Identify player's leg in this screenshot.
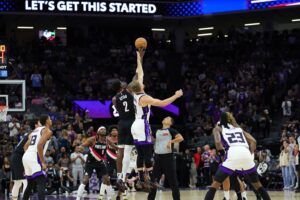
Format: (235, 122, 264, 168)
(232, 174, 243, 200)
(136, 145, 145, 182)
(122, 145, 134, 181)
(204, 166, 232, 200)
(35, 175, 46, 200)
(99, 163, 114, 200)
(222, 177, 230, 200)
(117, 146, 124, 180)
(245, 172, 271, 200)
(237, 177, 248, 200)
(12, 180, 23, 200)
(143, 145, 154, 181)
(22, 179, 35, 200)
(76, 165, 91, 200)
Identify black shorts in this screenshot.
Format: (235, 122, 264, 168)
(10, 153, 25, 180)
(107, 159, 117, 178)
(84, 161, 108, 179)
(118, 119, 134, 146)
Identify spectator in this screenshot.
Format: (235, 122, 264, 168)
(1, 156, 11, 196)
(8, 118, 20, 138)
(201, 145, 211, 186)
(193, 147, 202, 186)
(282, 96, 292, 117)
(70, 146, 85, 186)
(44, 71, 53, 93)
(288, 135, 297, 189)
(23, 109, 36, 121)
(30, 69, 43, 92)
(280, 140, 290, 190)
(57, 153, 71, 179)
(45, 150, 54, 166)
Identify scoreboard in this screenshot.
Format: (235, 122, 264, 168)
(0, 44, 8, 78)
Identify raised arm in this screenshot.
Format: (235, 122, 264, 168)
(37, 128, 52, 170)
(139, 89, 183, 107)
(243, 130, 257, 154)
(80, 137, 95, 148)
(23, 133, 32, 151)
(135, 50, 144, 84)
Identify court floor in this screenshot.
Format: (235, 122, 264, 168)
(27, 190, 300, 200)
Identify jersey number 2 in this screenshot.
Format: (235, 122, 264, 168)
(226, 132, 245, 144)
(123, 101, 129, 112)
(30, 135, 37, 145)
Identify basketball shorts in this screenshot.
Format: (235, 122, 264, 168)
(22, 151, 46, 179)
(84, 160, 108, 179)
(220, 146, 256, 175)
(131, 119, 153, 145)
(118, 119, 135, 147)
(11, 153, 25, 180)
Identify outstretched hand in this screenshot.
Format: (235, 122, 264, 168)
(175, 89, 183, 98)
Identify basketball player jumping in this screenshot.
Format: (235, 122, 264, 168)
(76, 126, 116, 200)
(204, 112, 271, 200)
(128, 51, 183, 189)
(22, 114, 53, 200)
(10, 119, 41, 200)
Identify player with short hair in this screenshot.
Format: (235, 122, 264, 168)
(128, 51, 183, 189)
(22, 114, 53, 200)
(204, 112, 271, 200)
(10, 119, 41, 200)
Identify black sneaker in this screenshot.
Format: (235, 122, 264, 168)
(116, 179, 127, 193)
(116, 196, 121, 200)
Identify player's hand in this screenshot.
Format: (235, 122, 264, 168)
(175, 89, 183, 98)
(136, 50, 145, 62)
(167, 141, 172, 149)
(42, 162, 47, 171)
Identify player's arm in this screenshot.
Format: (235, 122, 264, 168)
(139, 89, 183, 107)
(80, 137, 95, 148)
(243, 130, 257, 154)
(135, 50, 144, 84)
(37, 128, 52, 170)
(23, 133, 32, 151)
(107, 138, 118, 150)
(213, 125, 223, 151)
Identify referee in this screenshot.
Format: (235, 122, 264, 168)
(148, 116, 184, 200)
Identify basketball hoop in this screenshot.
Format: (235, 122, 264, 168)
(0, 106, 8, 122)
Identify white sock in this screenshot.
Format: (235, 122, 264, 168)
(22, 179, 28, 194)
(224, 191, 230, 200)
(242, 191, 247, 199)
(117, 173, 123, 180)
(122, 145, 133, 182)
(76, 183, 86, 200)
(100, 183, 108, 195)
(12, 180, 23, 200)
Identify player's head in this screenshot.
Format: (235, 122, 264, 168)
(220, 112, 237, 128)
(162, 116, 174, 127)
(109, 126, 118, 135)
(97, 126, 107, 136)
(40, 114, 52, 127)
(128, 80, 144, 93)
(29, 118, 41, 130)
(111, 79, 123, 93)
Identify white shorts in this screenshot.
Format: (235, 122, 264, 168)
(22, 151, 46, 179)
(220, 146, 256, 175)
(131, 119, 152, 145)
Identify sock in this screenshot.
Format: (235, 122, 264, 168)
(22, 180, 28, 194)
(236, 192, 242, 200)
(100, 183, 108, 195)
(138, 171, 145, 182)
(76, 184, 86, 200)
(257, 187, 271, 200)
(12, 180, 23, 199)
(205, 187, 217, 200)
(242, 191, 247, 199)
(117, 173, 123, 181)
(224, 191, 230, 200)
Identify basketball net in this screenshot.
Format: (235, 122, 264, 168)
(0, 105, 8, 122)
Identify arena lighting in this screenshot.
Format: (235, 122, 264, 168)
(57, 27, 67, 30)
(198, 27, 214, 31)
(244, 22, 261, 26)
(166, 40, 171, 43)
(151, 28, 166, 32)
(251, 0, 275, 3)
(197, 33, 213, 37)
(224, 34, 228, 38)
(291, 19, 300, 22)
(17, 26, 34, 29)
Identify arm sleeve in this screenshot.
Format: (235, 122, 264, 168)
(168, 128, 179, 139)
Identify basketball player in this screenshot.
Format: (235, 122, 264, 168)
(148, 116, 184, 200)
(112, 49, 146, 197)
(22, 114, 53, 200)
(204, 112, 271, 200)
(128, 51, 183, 189)
(76, 126, 114, 200)
(10, 119, 41, 200)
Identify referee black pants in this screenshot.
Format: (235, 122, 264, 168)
(148, 153, 180, 200)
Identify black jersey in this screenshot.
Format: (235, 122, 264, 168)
(14, 133, 29, 155)
(115, 89, 135, 120)
(106, 143, 117, 162)
(87, 136, 107, 162)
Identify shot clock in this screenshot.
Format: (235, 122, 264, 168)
(0, 44, 8, 78)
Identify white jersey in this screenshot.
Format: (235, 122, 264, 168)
(220, 124, 249, 150)
(133, 93, 151, 121)
(26, 126, 50, 155)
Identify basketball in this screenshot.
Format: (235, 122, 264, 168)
(135, 37, 147, 49)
